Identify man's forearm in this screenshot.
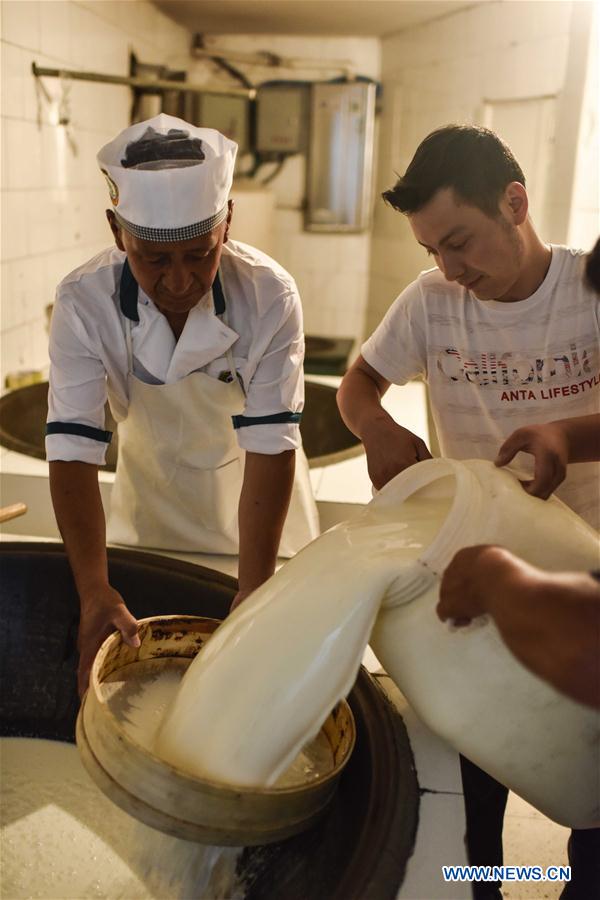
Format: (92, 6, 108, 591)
(487, 566, 600, 709)
(49, 461, 109, 596)
(237, 449, 295, 595)
(338, 357, 431, 488)
(50, 461, 139, 695)
(337, 359, 393, 441)
(556, 414, 600, 464)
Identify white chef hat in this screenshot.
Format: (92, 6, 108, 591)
(97, 114, 238, 242)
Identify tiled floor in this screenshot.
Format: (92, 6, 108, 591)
(503, 794, 570, 899)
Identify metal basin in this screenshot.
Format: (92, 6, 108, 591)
(305, 336, 336, 353)
(0, 380, 362, 469)
(304, 335, 355, 376)
(0, 543, 417, 899)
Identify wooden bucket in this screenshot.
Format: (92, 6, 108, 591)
(76, 615, 356, 846)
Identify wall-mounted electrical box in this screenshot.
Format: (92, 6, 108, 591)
(256, 83, 310, 156)
(199, 93, 250, 154)
(305, 81, 376, 233)
(162, 91, 250, 155)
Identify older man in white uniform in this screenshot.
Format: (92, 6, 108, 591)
(46, 115, 319, 693)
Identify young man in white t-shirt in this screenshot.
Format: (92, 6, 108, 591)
(337, 125, 599, 900)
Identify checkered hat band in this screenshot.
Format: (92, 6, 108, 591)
(114, 205, 228, 242)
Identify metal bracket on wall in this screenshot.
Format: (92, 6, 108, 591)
(31, 62, 255, 100)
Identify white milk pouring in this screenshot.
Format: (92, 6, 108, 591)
(155, 459, 599, 828)
(155, 495, 447, 785)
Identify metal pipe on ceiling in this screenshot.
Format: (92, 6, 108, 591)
(192, 40, 355, 79)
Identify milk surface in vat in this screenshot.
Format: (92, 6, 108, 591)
(155, 459, 599, 830)
(0, 736, 243, 899)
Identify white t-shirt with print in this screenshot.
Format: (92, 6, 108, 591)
(362, 245, 600, 529)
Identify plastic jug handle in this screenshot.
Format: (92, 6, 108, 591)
(381, 562, 438, 609)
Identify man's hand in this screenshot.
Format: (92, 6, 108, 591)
(77, 585, 140, 697)
(495, 422, 569, 499)
(362, 418, 432, 490)
(437, 545, 509, 625)
(438, 546, 600, 708)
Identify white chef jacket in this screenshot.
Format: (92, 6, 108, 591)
(46, 240, 306, 465)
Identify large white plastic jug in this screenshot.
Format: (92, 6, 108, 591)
(156, 457, 598, 830)
(370, 458, 600, 829)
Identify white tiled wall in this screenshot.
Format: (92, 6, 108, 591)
(2, 3, 595, 384)
(188, 34, 381, 344)
(567, 1, 600, 249)
(0, 0, 190, 389)
(364, 0, 598, 338)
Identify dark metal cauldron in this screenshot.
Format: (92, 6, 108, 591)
(0, 380, 362, 470)
(0, 543, 418, 900)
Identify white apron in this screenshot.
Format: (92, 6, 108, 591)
(107, 266, 320, 557)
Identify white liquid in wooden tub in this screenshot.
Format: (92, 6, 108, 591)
(100, 657, 335, 788)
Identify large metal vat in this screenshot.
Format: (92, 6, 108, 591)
(0, 380, 362, 470)
(0, 543, 418, 899)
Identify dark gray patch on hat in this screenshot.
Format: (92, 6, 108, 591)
(121, 126, 206, 169)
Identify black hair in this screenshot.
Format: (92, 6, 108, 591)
(584, 238, 600, 292)
(121, 126, 205, 168)
(382, 124, 526, 218)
